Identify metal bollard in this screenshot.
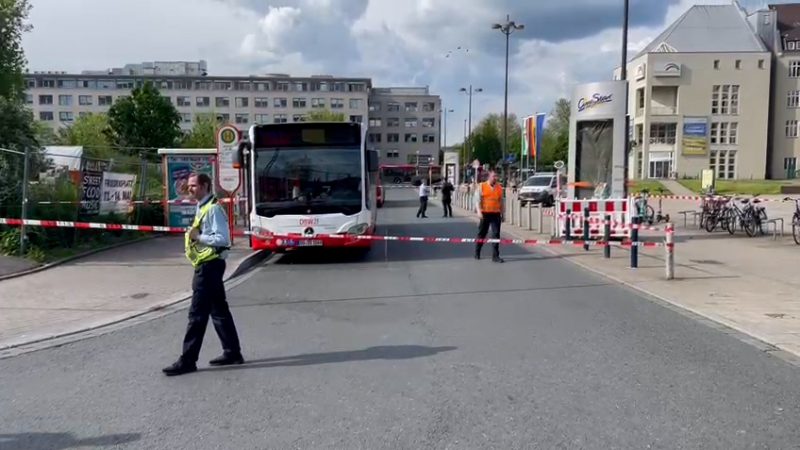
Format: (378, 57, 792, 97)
(583, 207, 590, 251)
(539, 205, 544, 234)
(516, 197, 522, 227)
(631, 216, 640, 268)
(527, 203, 533, 231)
(665, 223, 674, 280)
(603, 214, 611, 259)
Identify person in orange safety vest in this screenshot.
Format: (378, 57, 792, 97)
(473, 170, 505, 263)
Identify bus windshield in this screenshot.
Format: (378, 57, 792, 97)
(254, 146, 362, 217)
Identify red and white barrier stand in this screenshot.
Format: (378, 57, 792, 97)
(665, 223, 675, 280)
(556, 198, 632, 239)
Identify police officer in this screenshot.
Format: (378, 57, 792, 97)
(163, 173, 244, 376)
(474, 170, 504, 263)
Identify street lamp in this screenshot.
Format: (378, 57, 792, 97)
(441, 107, 454, 149)
(493, 14, 524, 183)
(459, 85, 483, 162)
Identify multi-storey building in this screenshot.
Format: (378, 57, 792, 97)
(617, 4, 771, 180)
(752, 3, 800, 179)
(366, 87, 441, 165)
(23, 61, 370, 133)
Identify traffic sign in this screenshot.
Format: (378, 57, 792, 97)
(217, 125, 241, 194)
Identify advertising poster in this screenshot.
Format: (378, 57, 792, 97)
(99, 172, 137, 215)
(80, 159, 110, 216)
(166, 155, 215, 227)
(682, 116, 709, 156)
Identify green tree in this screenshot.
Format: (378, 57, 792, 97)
(181, 113, 219, 148)
(32, 121, 58, 146)
(0, 97, 44, 217)
(539, 98, 570, 166)
(107, 82, 181, 154)
(306, 109, 346, 122)
(0, 0, 32, 100)
(57, 113, 114, 159)
(469, 116, 502, 166)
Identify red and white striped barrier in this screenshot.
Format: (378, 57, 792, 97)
(645, 195, 782, 202)
(0, 218, 186, 233)
(27, 198, 243, 206)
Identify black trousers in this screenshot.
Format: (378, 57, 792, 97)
(181, 258, 241, 363)
(442, 199, 453, 217)
(417, 196, 428, 217)
(476, 213, 502, 258)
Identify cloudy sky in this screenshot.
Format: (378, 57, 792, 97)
(22, 0, 788, 144)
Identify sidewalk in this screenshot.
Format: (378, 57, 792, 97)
(0, 235, 264, 354)
(444, 195, 800, 361)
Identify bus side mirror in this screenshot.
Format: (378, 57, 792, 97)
(367, 149, 379, 172)
(235, 141, 251, 169)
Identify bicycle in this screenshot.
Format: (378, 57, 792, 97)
(724, 196, 761, 237)
(785, 197, 800, 245)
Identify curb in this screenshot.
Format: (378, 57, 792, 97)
(0, 234, 160, 282)
(0, 249, 272, 358)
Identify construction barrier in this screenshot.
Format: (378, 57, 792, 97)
(556, 198, 632, 239)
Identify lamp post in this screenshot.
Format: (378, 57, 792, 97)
(493, 14, 524, 184)
(459, 85, 482, 162)
(442, 107, 454, 149)
(621, 0, 630, 198)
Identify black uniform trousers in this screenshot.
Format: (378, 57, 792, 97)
(181, 258, 241, 363)
(442, 196, 453, 217)
(475, 212, 502, 259)
(417, 196, 428, 217)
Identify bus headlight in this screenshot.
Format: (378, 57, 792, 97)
(251, 226, 274, 240)
(347, 223, 369, 235)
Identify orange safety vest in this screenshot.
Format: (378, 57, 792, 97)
(479, 182, 503, 213)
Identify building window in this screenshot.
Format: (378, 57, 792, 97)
(216, 97, 230, 108)
(790, 61, 800, 77)
(254, 98, 269, 108)
(274, 98, 287, 108)
(59, 111, 74, 122)
(711, 85, 739, 115)
(78, 95, 93, 106)
(758, 59, 765, 69)
(293, 98, 307, 108)
(710, 150, 737, 180)
(349, 115, 363, 123)
(212, 81, 231, 91)
(368, 118, 382, 127)
(273, 114, 288, 123)
(785, 157, 798, 173)
(368, 133, 382, 143)
(649, 123, 676, 145)
(39, 95, 53, 105)
(788, 90, 800, 108)
(422, 134, 436, 143)
(57, 79, 76, 89)
(404, 102, 418, 112)
(790, 41, 797, 51)
(422, 102, 436, 112)
(218, 113, 230, 122)
(787, 120, 799, 138)
(58, 95, 72, 106)
(254, 114, 269, 123)
(422, 118, 436, 128)
(254, 82, 269, 92)
(311, 98, 325, 108)
(387, 102, 400, 112)
(177, 96, 191, 107)
(293, 114, 306, 122)
(350, 99, 363, 109)
(24, 93, 32, 104)
(386, 118, 400, 127)
(405, 118, 418, 128)
(713, 60, 720, 70)
(404, 133, 417, 143)
(181, 113, 192, 123)
(98, 95, 113, 106)
(196, 97, 210, 107)
(387, 133, 399, 143)
(331, 98, 345, 109)
(386, 150, 400, 158)
(39, 111, 53, 121)
(711, 122, 738, 144)
(369, 102, 381, 112)
(735, 60, 741, 70)
(235, 97, 249, 108)
(235, 113, 249, 124)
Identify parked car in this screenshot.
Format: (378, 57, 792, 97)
(517, 172, 566, 207)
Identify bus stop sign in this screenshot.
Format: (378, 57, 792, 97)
(217, 125, 241, 194)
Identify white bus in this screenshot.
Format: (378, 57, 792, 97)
(235, 121, 380, 252)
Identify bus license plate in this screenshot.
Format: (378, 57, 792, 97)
(298, 239, 323, 247)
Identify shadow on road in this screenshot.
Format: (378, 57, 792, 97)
(0, 432, 141, 449)
(205, 345, 457, 372)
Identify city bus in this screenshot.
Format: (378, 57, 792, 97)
(235, 121, 380, 252)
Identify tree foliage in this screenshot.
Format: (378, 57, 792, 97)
(181, 113, 219, 148)
(539, 98, 570, 166)
(57, 113, 114, 159)
(306, 109, 346, 122)
(0, 0, 31, 100)
(107, 82, 182, 154)
(467, 113, 522, 167)
(0, 97, 44, 215)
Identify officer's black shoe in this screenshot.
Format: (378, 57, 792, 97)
(492, 257, 505, 263)
(209, 353, 245, 366)
(474, 253, 481, 260)
(162, 360, 197, 376)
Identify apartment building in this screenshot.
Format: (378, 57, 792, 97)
(618, 4, 771, 180)
(23, 61, 370, 133)
(752, 4, 800, 179)
(366, 87, 442, 165)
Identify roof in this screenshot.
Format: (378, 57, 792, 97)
(770, 3, 800, 42)
(634, 4, 767, 59)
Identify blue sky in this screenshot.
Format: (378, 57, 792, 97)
(22, 0, 790, 145)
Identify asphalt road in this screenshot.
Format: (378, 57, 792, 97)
(2, 189, 800, 449)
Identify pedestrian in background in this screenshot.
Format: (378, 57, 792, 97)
(163, 173, 244, 376)
(474, 170, 504, 263)
(417, 178, 430, 218)
(441, 179, 454, 218)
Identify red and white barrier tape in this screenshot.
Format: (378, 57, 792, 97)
(27, 198, 244, 206)
(644, 195, 781, 202)
(0, 218, 186, 233)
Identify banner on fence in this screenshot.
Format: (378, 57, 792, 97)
(99, 172, 137, 215)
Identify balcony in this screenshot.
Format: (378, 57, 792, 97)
(650, 106, 677, 115)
